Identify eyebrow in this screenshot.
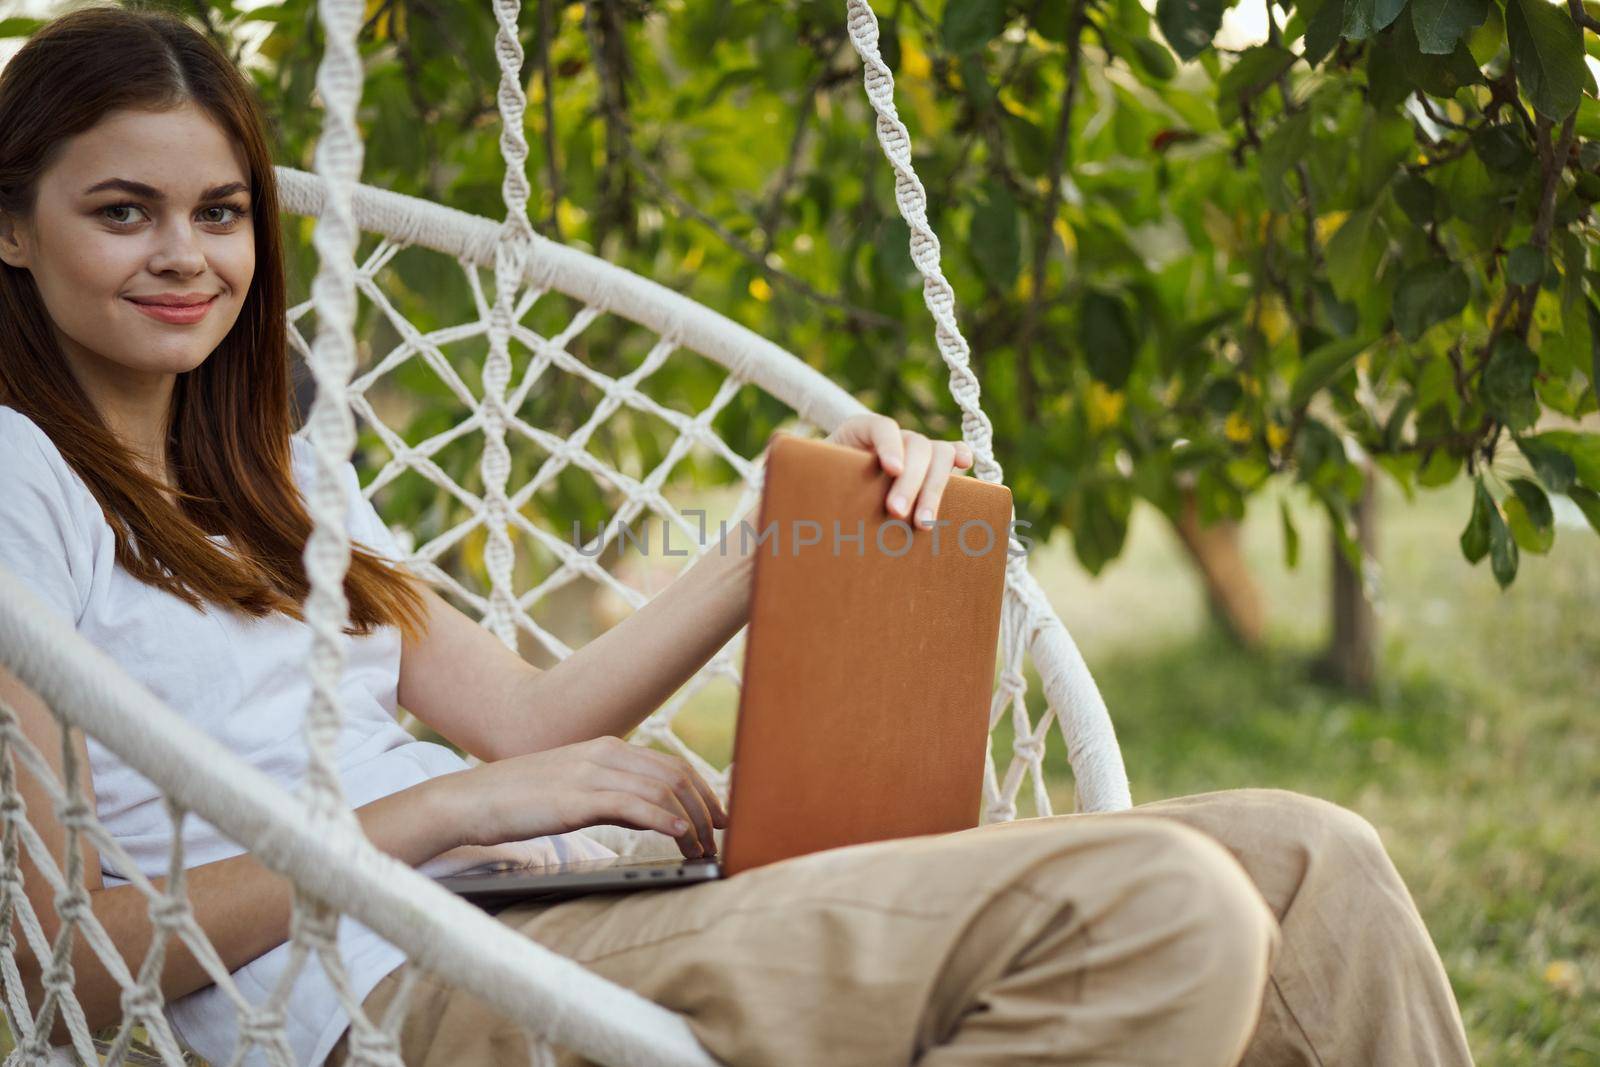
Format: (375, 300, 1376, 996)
(81, 178, 250, 201)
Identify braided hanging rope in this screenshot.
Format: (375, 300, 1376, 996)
(842, 0, 1130, 813)
(265, 0, 412, 1059)
(843, 3, 1000, 488)
(299, 0, 365, 831)
(479, 0, 537, 650)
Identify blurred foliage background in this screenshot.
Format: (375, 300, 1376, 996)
(3, 0, 1597, 1060)
(257, 0, 1598, 691)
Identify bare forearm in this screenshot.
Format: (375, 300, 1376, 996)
(508, 517, 757, 755)
(20, 775, 463, 1041)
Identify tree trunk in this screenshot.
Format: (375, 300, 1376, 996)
(1322, 463, 1379, 693)
(1170, 487, 1266, 649)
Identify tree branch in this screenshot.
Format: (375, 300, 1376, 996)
(1014, 0, 1090, 424)
(582, 0, 638, 249)
(538, 0, 563, 240)
(1565, 0, 1600, 33)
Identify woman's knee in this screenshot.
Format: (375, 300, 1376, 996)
(1037, 820, 1277, 1062)
(1233, 788, 1393, 876)
(1156, 788, 1391, 869)
(1036, 819, 1277, 992)
(1149, 821, 1278, 980)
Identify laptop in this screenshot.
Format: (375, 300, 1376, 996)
(434, 431, 1013, 907)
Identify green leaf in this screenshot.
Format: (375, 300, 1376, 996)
(942, 0, 1007, 52)
(1365, 112, 1416, 202)
(968, 186, 1021, 290)
(1394, 172, 1440, 226)
(1517, 434, 1578, 492)
(877, 217, 918, 287)
(1156, 0, 1231, 61)
(1472, 124, 1534, 173)
(1419, 448, 1463, 486)
(1305, 0, 1346, 64)
(1393, 261, 1471, 341)
(1460, 476, 1494, 562)
(1080, 290, 1140, 389)
(1411, 0, 1489, 54)
(1531, 430, 1600, 489)
(1344, 0, 1409, 40)
(1367, 25, 1418, 110)
(0, 17, 47, 37)
(1506, 245, 1545, 286)
(1505, 0, 1592, 120)
(1070, 482, 1133, 574)
(1384, 393, 1417, 450)
(1325, 204, 1387, 302)
(1377, 452, 1420, 499)
(1317, 278, 1362, 336)
(1488, 492, 1519, 586)
(1005, 113, 1052, 177)
(1130, 37, 1179, 81)
(1374, 9, 1486, 100)
(1568, 485, 1600, 534)
(1260, 111, 1313, 213)
(1467, 0, 1505, 64)
(1280, 498, 1301, 569)
(1217, 44, 1298, 125)
(1413, 40, 1488, 96)
(959, 52, 996, 109)
(1587, 296, 1600, 400)
(1504, 477, 1555, 553)
(1482, 335, 1541, 430)
(879, 18, 902, 72)
(1034, 3, 1073, 42)
(1291, 335, 1373, 408)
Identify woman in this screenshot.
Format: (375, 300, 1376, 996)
(0, 7, 1475, 1067)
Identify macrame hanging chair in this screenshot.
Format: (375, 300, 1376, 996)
(0, 0, 1131, 1063)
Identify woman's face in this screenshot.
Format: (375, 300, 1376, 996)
(0, 102, 255, 398)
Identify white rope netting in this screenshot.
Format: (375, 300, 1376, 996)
(0, 0, 1129, 1063)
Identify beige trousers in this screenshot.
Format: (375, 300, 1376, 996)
(324, 789, 1474, 1066)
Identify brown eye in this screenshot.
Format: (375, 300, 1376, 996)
(203, 204, 249, 226)
(102, 203, 144, 226)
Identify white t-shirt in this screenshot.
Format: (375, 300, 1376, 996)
(0, 406, 615, 1067)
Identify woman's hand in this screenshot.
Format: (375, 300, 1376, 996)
(439, 735, 727, 859)
(825, 414, 974, 529)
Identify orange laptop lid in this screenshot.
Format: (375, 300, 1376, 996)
(719, 432, 1013, 875)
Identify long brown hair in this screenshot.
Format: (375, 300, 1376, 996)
(0, 5, 424, 637)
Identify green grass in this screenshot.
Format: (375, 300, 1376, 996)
(1008, 476, 1600, 1066)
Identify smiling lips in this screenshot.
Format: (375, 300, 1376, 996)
(125, 293, 218, 324)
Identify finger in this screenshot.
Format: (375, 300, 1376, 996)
(953, 440, 974, 469)
(614, 776, 706, 857)
(633, 748, 723, 857)
(871, 415, 904, 475)
(887, 432, 933, 522)
(588, 790, 695, 843)
(675, 757, 729, 830)
(627, 742, 729, 831)
(913, 443, 958, 529)
(599, 745, 717, 856)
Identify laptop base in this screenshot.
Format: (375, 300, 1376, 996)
(438, 855, 723, 908)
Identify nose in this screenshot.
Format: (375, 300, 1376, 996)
(147, 218, 210, 278)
